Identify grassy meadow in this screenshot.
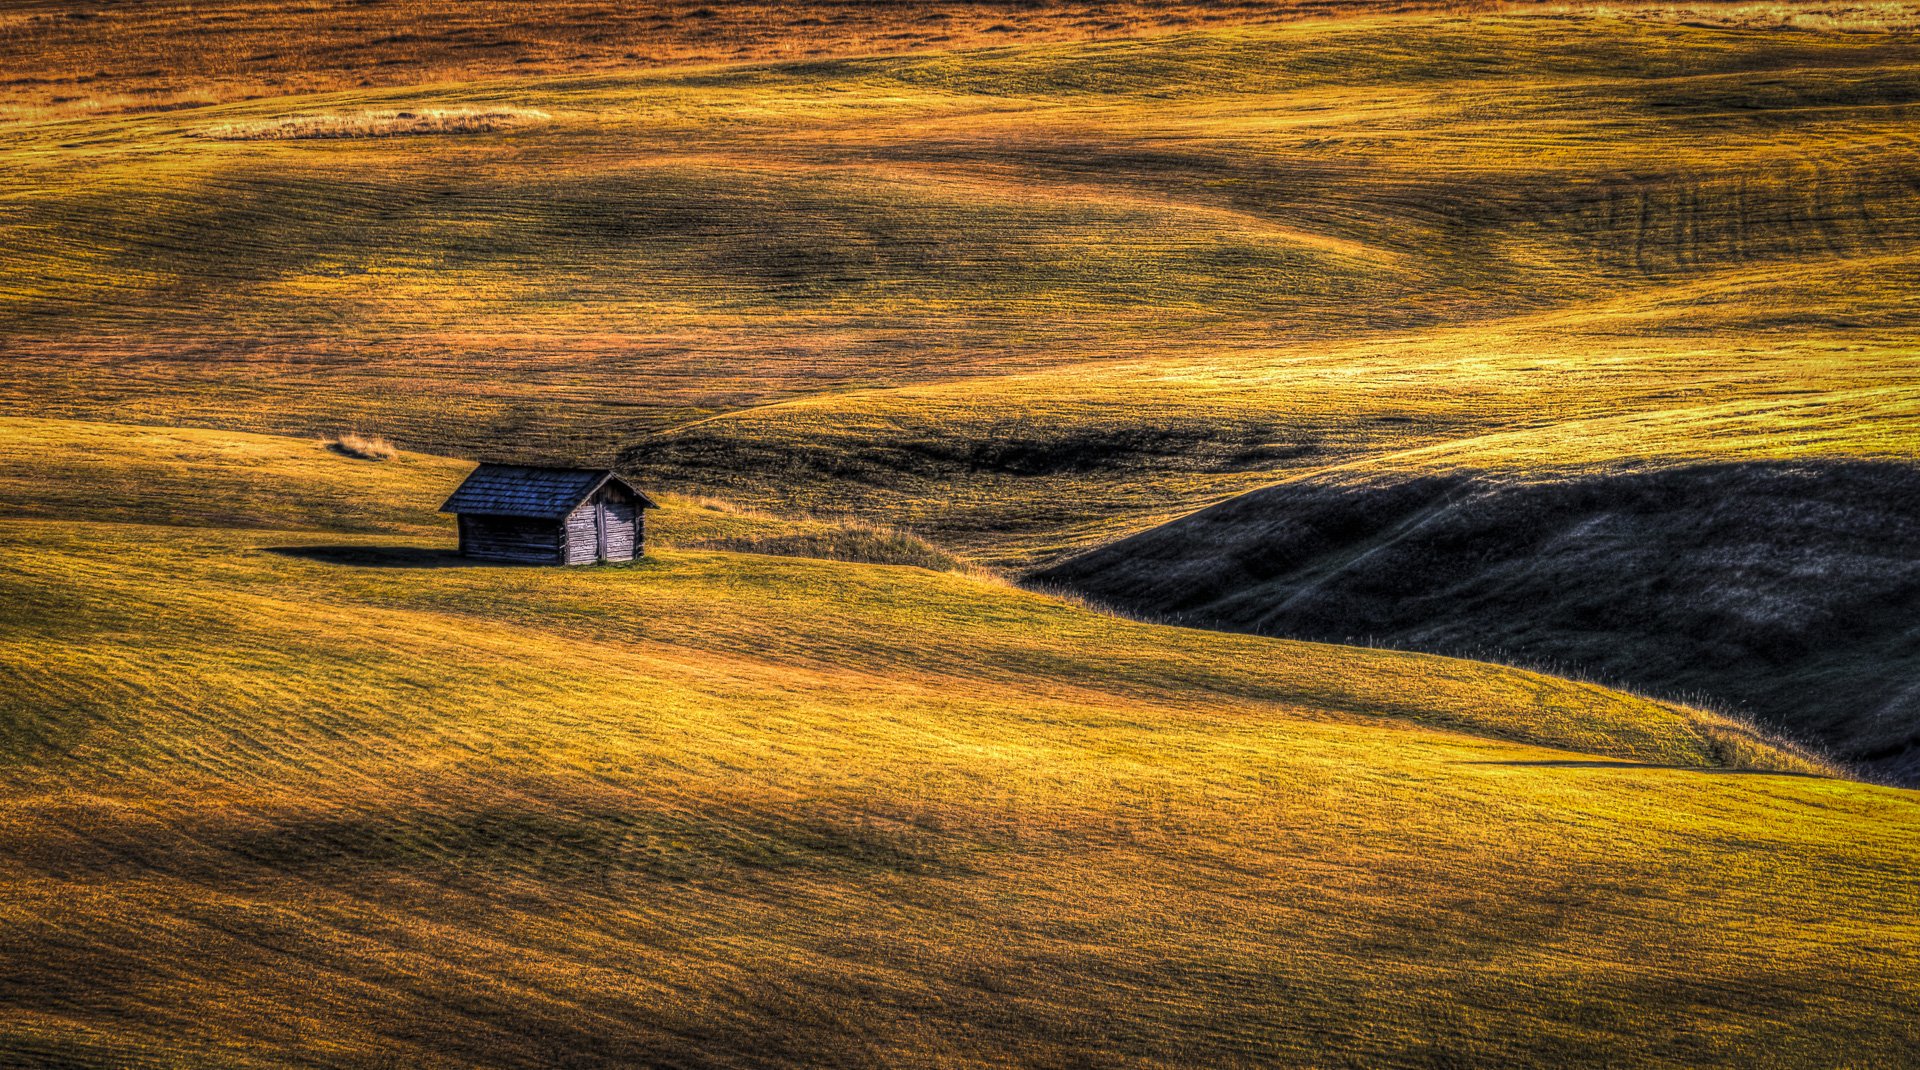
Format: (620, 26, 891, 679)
(3, 5, 1920, 1065)
(6, 418, 1920, 1068)
(1, 0, 1484, 122)
(0, 415, 958, 565)
(2, 13, 1917, 563)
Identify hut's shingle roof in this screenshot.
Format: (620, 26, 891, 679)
(440, 464, 655, 518)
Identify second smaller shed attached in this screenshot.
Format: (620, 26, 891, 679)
(441, 464, 658, 565)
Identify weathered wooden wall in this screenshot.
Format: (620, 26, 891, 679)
(564, 504, 598, 565)
(560, 487, 641, 564)
(603, 494, 638, 561)
(459, 514, 560, 564)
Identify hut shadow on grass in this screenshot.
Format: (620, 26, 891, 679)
(265, 545, 478, 569)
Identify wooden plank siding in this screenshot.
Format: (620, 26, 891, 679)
(564, 503, 598, 565)
(458, 514, 561, 564)
(561, 487, 641, 564)
(604, 494, 639, 560)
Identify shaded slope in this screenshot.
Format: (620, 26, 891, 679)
(628, 327, 1920, 566)
(1035, 460, 1920, 781)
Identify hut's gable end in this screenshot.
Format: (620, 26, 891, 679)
(562, 485, 641, 565)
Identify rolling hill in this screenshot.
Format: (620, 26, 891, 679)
(0, 0, 1495, 122)
(7, 418, 1920, 1069)
(4, 5, 1920, 1065)
(1033, 459, 1920, 782)
(1, 13, 1915, 567)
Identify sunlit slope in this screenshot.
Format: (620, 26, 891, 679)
(0, 414, 1831, 776)
(10, 422, 1915, 1066)
(641, 312, 1918, 564)
(0, 416, 466, 534)
(9, 516, 1920, 1067)
(2, 0, 1473, 122)
(3, 14, 1916, 506)
(0, 415, 969, 569)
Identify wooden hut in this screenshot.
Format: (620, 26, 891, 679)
(440, 464, 657, 565)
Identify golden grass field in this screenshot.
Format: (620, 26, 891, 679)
(2, 12, 1916, 564)
(8, 417, 1920, 1068)
(0, 0, 1506, 122)
(3, 3, 1920, 1065)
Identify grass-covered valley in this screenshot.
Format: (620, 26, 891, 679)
(2, 4, 1919, 1066)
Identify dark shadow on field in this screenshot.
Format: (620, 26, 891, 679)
(1470, 760, 1827, 778)
(265, 545, 474, 568)
(1033, 459, 1920, 785)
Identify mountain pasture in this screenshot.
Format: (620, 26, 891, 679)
(2, 7, 1919, 1067)
(2, 15, 1916, 563)
(1, 420, 1914, 1068)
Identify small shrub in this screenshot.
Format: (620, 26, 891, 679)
(325, 432, 397, 462)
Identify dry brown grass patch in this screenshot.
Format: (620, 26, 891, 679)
(201, 107, 549, 141)
(324, 432, 398, 461)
